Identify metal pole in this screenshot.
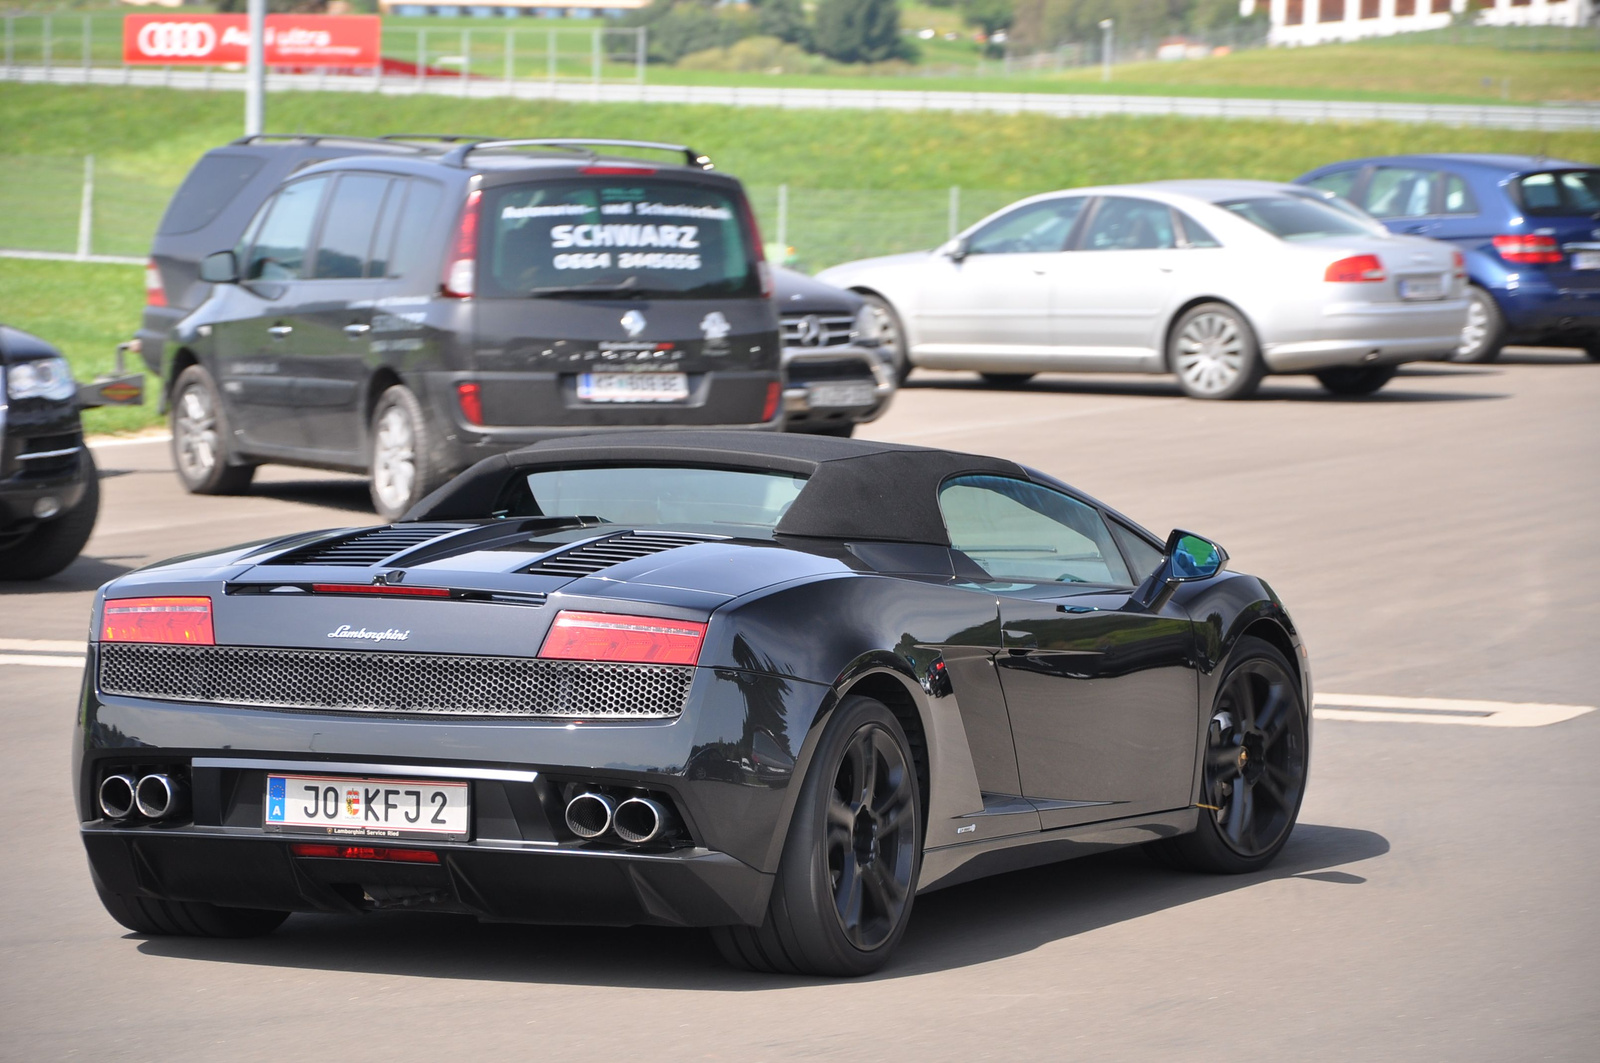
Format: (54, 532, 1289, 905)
(948, 186, 959, 240)
(591, 27, 599, 85)
(547, 28, 555, 84)
(418, 28, 426, 91)
(82, 14, 89, 75)
(5, 16, 13, 74)
(1100, 18, 1113, 83)
(43, 14, 51, 75)
(461, 28, 469, 97)
(636, 27, 645, 85)
(504, 28, 513, 93)
(77, 155, 94, 259)
(776, 184, 788, 252)
(245, 0, 265, 136)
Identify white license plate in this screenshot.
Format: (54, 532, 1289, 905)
(1573, 251, 1600, 271)
(807, 381, 878, 408)
(264, 774, 470, 840)
(577, 372, 690, 403)
(1399, 274, 1446, 301)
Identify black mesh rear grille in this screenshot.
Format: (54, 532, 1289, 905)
(265, 524, 471, 567)
(98, 643, 691, 719)
(523, 531, 719, 578)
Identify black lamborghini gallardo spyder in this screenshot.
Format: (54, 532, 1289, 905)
(76, 432, 1310, 976)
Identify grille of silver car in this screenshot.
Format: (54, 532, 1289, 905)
(98, 643, 692, 718)
(781, 314, 857, 348)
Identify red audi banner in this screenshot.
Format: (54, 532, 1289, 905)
(122, 14, 381, 68)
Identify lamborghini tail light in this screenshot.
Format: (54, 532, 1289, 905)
(539, 611, 706, 666)
(1492, 234, 1561, 265)
(442, 189, 482, 298)
(101, 597, 214, 645)
(1324, 254, 1386, 283)
(311, 583, 449, 598)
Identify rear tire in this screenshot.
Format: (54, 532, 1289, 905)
(0, 450, 99, 581)
(711, 695, 921, 977)
(93, 873, 287, 938)
(170, 365, 255, 495)
(1453, 286, 1505, 363)
(1148, 636, 1308, 875)
(1583, 341, 1600, 363)
(1315, 365, 1396, 396)
(368, 384, 447, 522)
(1168, 302, 1264, 400)
(979, 373, 1034, 388)
(860, 293, 911, 385)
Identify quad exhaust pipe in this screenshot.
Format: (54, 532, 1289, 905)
(612, 796, 669, 844)
(564, 791, 676, 844)
(98, 772, 187, 822)
(564, 792, 615, 838)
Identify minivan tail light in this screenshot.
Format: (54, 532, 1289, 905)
(539, 611, 706, 666)
(101, 596, 214, 645)
(145, 259, 166, 307)
(456, 381, 484, 425)
(442, 189, 482, 298)
(582, 165, 656, 176)
(740, 197, 774, 298)
(1451, 250, 1465, 278)
(1492, 234, 1562, 265)
(1324, 254, 1386, 283)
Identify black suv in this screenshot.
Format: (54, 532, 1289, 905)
(150, 136, 782, 519)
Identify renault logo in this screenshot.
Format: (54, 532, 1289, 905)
(795, 315, 824, 347)
(620, 310, 646, 338)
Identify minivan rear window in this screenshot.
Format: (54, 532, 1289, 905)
(158, 154, 265, 236)
(1515, 171, 1600, 216)
(478, 178, 759, 300)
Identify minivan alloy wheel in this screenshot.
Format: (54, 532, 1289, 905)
(1458, 298, 1489, 358)
(174, 384, 219, 482)
(1175, 312, 1244, 395)
(371, 405, 417, 515)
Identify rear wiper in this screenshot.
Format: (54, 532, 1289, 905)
(529, 277, 640, 298)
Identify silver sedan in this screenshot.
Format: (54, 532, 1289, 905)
(817, 179, 1468, 399)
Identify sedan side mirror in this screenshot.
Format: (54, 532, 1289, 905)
(1132, 529, 1228, 610)
(943, 236, 970, 262)
(199, 250, 239, 284)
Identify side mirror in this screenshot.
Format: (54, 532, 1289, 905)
(199, 250, 239, 284)
(1131, 529, 1228, 610)
(943, 236, 970, 262)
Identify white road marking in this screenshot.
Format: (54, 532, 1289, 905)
(1314, 693, 1595, 728)
(0, 654, 86, 669)
(0, 638, 88, 670)
(0, 638, 87, 654)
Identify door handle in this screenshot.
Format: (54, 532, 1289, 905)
(343, 323, 371, 337)
(267, 325, 293, 338)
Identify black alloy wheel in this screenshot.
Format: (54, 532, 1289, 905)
(1315, 365, 1396, 397)
(712, 695, 921, 976)
(1583, 341, 1600, 363)
(1150, 636, 1307, 874)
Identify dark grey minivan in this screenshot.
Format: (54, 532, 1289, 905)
(161, 137, 782, 519)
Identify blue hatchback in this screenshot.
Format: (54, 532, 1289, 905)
(1295, 155, 1600, 362)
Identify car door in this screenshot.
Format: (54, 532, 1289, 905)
(1049, 196, 1182, 362)
(1357, 164, 1444, 237)
(910, 196, 1087, 358)
(288, 172, 397, 457)
(219, 174, 331, 450)
(938, 474, 1199, 829)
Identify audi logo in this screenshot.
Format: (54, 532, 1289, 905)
(135, 22, 218, 59)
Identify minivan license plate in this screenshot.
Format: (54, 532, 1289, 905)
(1399, 274, 1445, 301)
(1574, 251, 1600, 271)
(577, 372, 690, 403)
(264, 774, 470, 840)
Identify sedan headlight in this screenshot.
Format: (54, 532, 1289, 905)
(6, 357, 76, 402)
(853, 304, 884, 346)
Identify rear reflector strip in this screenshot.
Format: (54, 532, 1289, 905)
(311, 583, 451, 598)
(539, 610, 706, 666)
(101, 597, 214, 645)
(290, 843, 440, 864)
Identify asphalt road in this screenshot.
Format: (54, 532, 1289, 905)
(3, 355, 1597, 1062)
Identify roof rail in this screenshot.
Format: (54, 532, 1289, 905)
(378, 133, 499, 144)
(228, 133, 436, 154)
(440, 138, 714, 171)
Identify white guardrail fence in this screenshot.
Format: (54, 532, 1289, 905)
(4, 62, 1599, 131)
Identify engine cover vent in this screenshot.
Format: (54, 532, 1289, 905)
(264, 524, 471, 567)
(523, 531, 721, 578)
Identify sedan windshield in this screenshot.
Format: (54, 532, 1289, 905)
(1218, 196, 1377, 241)
(479, 178, 760, 300)
(502, 466, 807, 529)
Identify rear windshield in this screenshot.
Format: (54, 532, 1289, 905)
(479, 178, 759, 300)
(1515, 171, 1600, 216)
(501, 466, 807, 529)
(158, 154, 265, 236)
(1218, 196, 1375, 241)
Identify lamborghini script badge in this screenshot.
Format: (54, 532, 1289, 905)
(327, 625, 410, 643)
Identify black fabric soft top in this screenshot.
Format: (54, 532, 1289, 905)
(404, 431, 1028, 545)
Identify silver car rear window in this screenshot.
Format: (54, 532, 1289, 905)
(1218, 197, 1374, 241)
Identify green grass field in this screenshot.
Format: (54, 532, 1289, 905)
(2, 80, 1598, 435)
